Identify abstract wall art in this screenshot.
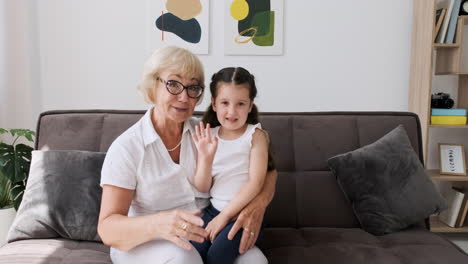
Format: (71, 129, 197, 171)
(224, 0, 283, 55)
(149, 0, 210, 54)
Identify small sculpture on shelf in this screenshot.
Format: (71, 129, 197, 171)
(431, 92, 455, 109)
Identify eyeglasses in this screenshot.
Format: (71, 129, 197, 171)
(156, 77, 204, 99)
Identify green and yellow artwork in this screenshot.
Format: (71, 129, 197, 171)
(225, 0, 283, 55)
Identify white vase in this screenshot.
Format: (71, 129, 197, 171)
(0, 207, 16, 246)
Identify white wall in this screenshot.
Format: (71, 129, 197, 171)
(5, 0, 414, 130)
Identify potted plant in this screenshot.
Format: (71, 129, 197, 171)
(0, 128, 35, 245)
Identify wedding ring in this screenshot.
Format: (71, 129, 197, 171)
(180, 222, 188, 231)
(244, 227, 250, 232)
(250, 231, 255, 237)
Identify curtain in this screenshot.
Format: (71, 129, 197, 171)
(0, 0, 40, 133)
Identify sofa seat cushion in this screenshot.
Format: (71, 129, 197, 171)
(0, 239, 111, 264)
(259, 227, 468, 264)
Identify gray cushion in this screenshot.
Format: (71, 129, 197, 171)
(327, 125, 447, 235)
(7, 150, 105, 242)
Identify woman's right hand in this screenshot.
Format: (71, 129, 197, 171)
(192, 121, 218, 161)
(153, 209, 208, 250)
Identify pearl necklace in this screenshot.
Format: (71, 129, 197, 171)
(167, 139, 182, 152)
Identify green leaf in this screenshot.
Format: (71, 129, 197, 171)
(0, 175, 13, 209)
(14, 144, 33, 182)
(0, 128, 8, 135)
(25, 134, 33, 142)
(0, 143, 15, 182)
(8, 129, 35, 143)
(0, 128, 34, 210)
(13, 196, 22, 210)
(11, 184, 24, 210)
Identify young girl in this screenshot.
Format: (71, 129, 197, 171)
(190, 67, 273, 264)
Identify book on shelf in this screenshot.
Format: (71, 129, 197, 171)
(432, 108, 467, 116)
(455, 192, 468, 227)
(445, 0, 462, 43)
(434, 8, 447, 42)
(436, 0, 456, 43)
(439, 187, 465, 227)
(431, 116, 467, 125)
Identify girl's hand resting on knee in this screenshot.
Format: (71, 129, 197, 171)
(205, 214, 229, 242)
(154, 209, 208, 250)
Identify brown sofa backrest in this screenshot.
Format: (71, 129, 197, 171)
(35, 110, 422, 229)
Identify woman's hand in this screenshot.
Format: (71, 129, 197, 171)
(205, 214, 230, 242)
(192, 122, 218, 161)
(227, 202, 266, 254)
(154, 209, 209, 250)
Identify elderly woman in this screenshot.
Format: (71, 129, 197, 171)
(97, 46, 277, 263)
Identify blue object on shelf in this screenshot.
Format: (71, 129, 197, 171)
(431, 108, 467, 116)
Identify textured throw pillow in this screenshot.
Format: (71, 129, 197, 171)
(327, 125, 447, 235)
(7, 150, 105, 242)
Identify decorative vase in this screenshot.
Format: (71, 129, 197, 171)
(0, 207, 16, 246)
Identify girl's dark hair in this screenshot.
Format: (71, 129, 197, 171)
(202, 67, 276, 171)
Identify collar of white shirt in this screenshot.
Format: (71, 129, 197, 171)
(141, 108, 194, 147)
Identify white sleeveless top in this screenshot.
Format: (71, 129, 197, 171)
(210, 123, 261, 211)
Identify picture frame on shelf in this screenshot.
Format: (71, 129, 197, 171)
(438, 143, 467, 176)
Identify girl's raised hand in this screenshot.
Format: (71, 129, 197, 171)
(192, 121, 218, 160)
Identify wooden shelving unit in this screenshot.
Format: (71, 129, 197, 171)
(411, 0, 468, 233)
(428, 169, 468, 181)
(433, 43, 460, 48)
(429, 170, 468, 233)
(429, 124, 468, 128)
(430, 216, 468, 233)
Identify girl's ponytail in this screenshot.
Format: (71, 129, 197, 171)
(202, 105, 220, 127)
(246, 103, 259, 125)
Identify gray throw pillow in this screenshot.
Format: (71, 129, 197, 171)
(327, 125, 446, 235)
(7, 150, 105, 242)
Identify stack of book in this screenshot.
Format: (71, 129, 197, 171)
(431, 108, 467, 125)
(435, 0, 462, 44)
(439, 187, 468, 228)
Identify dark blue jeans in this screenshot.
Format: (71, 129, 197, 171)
(191, 204, 263, 264)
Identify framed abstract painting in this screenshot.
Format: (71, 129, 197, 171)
(224, 0, 284, 55)
(149, 0, 210, 54)
(438, 143, 467, 176)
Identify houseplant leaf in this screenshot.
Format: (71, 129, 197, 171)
(9, 129, 35, 143)
(0, 172, 12, 209)
(0, 143, 33, 184)
(0, 143, 15, 183)
(0, 128, 35, 209)
(10, 184, 25, 210)
(14, 144, 33, 183)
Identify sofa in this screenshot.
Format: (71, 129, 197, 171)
(0, 109, 467, 264)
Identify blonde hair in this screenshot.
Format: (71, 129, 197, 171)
(138, 46, 205, 104)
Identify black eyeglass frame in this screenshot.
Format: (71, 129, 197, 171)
(156, 77, 204, 99)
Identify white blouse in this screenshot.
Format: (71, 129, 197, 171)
(100, 108, 209, 217)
